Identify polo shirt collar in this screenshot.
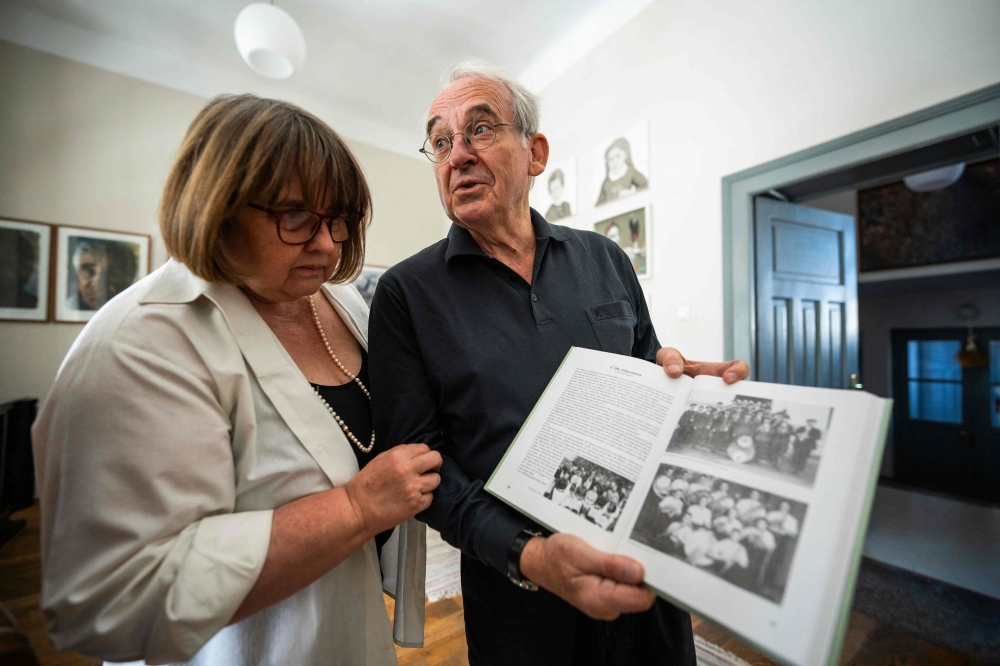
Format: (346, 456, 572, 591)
(445, 207, 571, 263)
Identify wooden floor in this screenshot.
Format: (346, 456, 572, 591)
(2, 504, 983, 666)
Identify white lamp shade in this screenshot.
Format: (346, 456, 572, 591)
(903, 163, 965, 192)
(234, 3, 306, 80)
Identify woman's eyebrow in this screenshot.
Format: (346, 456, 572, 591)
(270, 198, 306, 207)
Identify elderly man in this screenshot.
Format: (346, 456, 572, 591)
(369, 61, 749, 666)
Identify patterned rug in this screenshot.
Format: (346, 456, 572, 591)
(424, 529, 751, 665)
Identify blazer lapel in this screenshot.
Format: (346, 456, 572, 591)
(322, 283, 369, 351)
(205, 282, 367, 488)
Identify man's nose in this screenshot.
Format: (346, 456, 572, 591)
(448, 135, 478, 168)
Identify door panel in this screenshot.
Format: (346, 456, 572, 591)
(772, 298, 791, 384)
(892, 328, 1000, 504)
(755, 198, 859, 390)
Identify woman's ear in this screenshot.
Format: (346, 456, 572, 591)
(528, 133, 549, 177)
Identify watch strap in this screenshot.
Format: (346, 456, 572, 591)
(506, 529, 541, 591)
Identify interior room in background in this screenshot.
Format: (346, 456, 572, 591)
(858, 158, 1000, 271)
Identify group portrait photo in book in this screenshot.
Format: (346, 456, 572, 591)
(629, 462, 808, 604)
(542, 455, 635, 532)
(668, 391, 833, 487)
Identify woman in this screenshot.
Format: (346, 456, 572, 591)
(32, 94, 441, 665)
(595, 137, 648, 206)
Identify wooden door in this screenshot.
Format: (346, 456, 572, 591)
(891, 328, 1000, 503)
(754, 198, 859, 389)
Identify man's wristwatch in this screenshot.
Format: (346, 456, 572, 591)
(506, 529, 542, 591)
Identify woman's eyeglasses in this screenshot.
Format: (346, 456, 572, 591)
(247, 203, 361, 245)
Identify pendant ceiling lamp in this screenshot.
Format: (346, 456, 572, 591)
(234, 2, 306, 80)
(903, 163, 965, 192)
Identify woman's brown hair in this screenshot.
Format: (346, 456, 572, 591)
(160, 94, 371, 284)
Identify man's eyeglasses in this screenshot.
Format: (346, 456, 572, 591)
(420, 120, 521, 163)
(247, 203, 361, 246)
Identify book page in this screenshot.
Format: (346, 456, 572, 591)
(616, 376, 887, 666)
(485, 347, 693, 552)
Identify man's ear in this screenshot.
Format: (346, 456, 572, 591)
(528, 133, 549, 177)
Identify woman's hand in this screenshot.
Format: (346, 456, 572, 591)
(232, 443, 441, 624)
(345, 443, 442, 537)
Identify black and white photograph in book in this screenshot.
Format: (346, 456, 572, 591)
(543, 456, 635, 532)
(667, 391, 833, 487)
(629, 463, 808, 604)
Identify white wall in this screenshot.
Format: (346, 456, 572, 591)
(535, 0, 1000, 362)
(0, 40, 445, 403)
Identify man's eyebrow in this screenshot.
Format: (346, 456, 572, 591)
(467, 104, 500, 121)
(426, 115, 442, 138)
(425, 104, 501, 137)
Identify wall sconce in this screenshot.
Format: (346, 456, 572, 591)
(956, 304, 989, 368)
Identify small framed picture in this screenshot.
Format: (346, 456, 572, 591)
(532, 158, 578, 222)
(0, 218, 52, 322)
(593, 121, 650, 208)
(54, 226, 151, 323)
(352, 265, 387, 307)
(594, 204, 651, 279)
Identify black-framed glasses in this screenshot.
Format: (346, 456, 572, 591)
(420, 120, 521, 163)
(247, 203, 361, 245)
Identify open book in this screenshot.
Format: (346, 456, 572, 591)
(485, 347, 891, 666)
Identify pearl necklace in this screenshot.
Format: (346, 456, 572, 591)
(308, 295, 375, 454)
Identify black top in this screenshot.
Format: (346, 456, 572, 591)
(311, 349, 391, 556)
(368, 209, 660, 575)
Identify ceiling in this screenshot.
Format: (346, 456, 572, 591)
(0, 0, 653, 157)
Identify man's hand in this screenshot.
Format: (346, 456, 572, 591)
(656, 347, 750, 385)
(519, 533, 656, 621)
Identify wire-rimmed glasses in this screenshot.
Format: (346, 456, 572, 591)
(247, 203, 361, 245)
(420, 120, 520, 163)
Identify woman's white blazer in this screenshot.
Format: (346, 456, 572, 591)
(32, 259, 426, 665)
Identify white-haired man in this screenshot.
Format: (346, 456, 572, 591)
(369, 61, 749, 666)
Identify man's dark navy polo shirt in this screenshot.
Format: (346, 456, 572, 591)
(369, 209, 695, 666)
(368, 209, 659, 574)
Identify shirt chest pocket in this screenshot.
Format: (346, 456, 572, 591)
(585, 300, 636, 355)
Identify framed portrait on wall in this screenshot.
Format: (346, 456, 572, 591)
(352, 265, 387, 307)
(54, 226, 151, 323)
(593, 121, 650, 208)
(532, 158, 578, 222)
(0, 218, 51, 322)
(593, 204, 651, 278)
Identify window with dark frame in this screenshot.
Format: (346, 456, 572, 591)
(906, 340, 963, 424)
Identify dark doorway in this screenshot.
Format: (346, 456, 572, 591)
(890, 328, 1000, 503)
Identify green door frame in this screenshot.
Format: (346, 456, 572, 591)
(721, 83, 1000, 374)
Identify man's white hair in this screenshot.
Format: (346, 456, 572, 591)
(441, 59, 540, 139)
